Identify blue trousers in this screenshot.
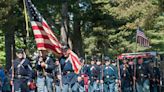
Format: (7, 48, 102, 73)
(89, 82, 103, 92)
(121, 79, 131, 92)
(55, 85, 62, 92)
(56, 84, 81, 92)
(14, 79, 29, 92)
(136, 79, 150, 92)
(104, 82, 115, 92)
(72, 82, 85, 92)
(36, 76, 53, 92)
(150, 83, 159, 92)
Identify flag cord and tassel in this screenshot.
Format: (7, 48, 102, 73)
(23, 0, 30, 55)
(23, 0, 29, 37)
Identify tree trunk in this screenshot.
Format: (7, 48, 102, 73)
(5, 28, 15, 71)
(60, 1, 72, 48)
(72, 17, 84, 57)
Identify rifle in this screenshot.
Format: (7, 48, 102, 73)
(38, 51, 47, 76)
(133, 58, 136, 92)
(159, 72, 163, 92)
(38, 51, 48, 91)
(100, 54, 104, 92)
(11, 45, 14, 92)
(101, 64, 104, 92)
(80, 59, 89, 92)
(58, 61, 63, 92)
(116, 58, 122, 92)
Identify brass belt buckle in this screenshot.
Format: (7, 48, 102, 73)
(18, 75, 21, 78)
(67, 71, 70, 74)
(141, 74, 144, 77)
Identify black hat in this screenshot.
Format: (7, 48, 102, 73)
(62, 45, 69, 51)
(17, 49, 24, 54)
(96, 57, 101, 62)
(104, 56, 110, 61)
(91, 56, 97, 61)
(123, 57, 127, 60)
(111, 60, 116, 63)
(79, 57, 84, 61)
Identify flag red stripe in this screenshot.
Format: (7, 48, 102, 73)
(71, 56, 78, 72)
(137, 36, 149, 47)
(42, 22, 60, 42)
(32, 26, 59, 41)
(34, 34, 49, 39)
(71, 53, 81, 65)
(34, 35, 61, 48)
(37, 43, 61, 53)
(34, 34, 59, 42)
(42, 21, 53, 32)
(42, 22, 51, 30)
(37, 42, 60, 49)
(32, 26, 44, 30)
(137, 30, 147, 39)
(42, 21, 58, 38)
(32, 21, 59, 42)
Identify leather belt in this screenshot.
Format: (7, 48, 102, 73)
(140, 74, 148, 78)
(90, 77, 97, 80)
(15, 75, 29, 79)
(63, 71, 73, 75)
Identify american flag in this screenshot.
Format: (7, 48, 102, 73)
(25, 0, 82, 74)
(136, 28, 149, 47)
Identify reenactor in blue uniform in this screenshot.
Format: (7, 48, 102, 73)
(128, 58, 135, 92)
(103, 56, 111, 92)
(136, 57, 151, 92)
(9, 49, 33, 92)
(150, 60, 160, 92)
(88, 56, 97, 92)
(53, 58, 61, 92)
(80, 58, 90, 92)
(93, 58, 103, 92)
(73, 75, 85, 92)
(36, 50, 55, 92)
(0, 63, 6, 92)
(80, 58, 90, 76)
(111, 60, 119, 92)
(120, 58, 132, 92)
(103, 57, 118, 92)
(72, 58, 85, 92)
(59, 46, 77, 92)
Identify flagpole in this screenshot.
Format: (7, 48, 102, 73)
(23, 0, 29, 37)
(133, 27, 138, 92)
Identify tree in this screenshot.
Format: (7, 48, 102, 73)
(0, 0, 18, 70)
(82, 0, 164, 57)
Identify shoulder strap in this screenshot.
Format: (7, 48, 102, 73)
(45, 57, 50, 63)
(28, 65, 32, 71)
(109, 66, 114, 71)
(17, 59, 25, 68)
